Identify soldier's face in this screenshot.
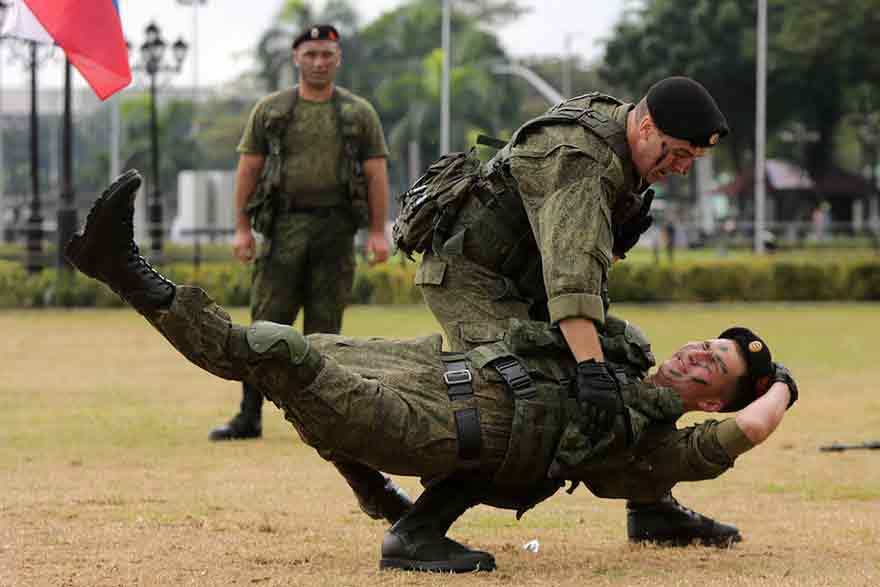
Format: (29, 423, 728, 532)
(653, 338, 746, 411)
(294, 40, 341, 89)
(635, 120, 705, 184)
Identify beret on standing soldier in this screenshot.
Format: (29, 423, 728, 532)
(646, 76, 729, 148)
(292, 24, 340, 49)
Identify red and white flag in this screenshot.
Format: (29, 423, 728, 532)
(1, 0, 131, 100)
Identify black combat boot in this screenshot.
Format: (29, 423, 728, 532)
(65, 170, 175, 315)
(627, 493, 742, 547)
(208, 413, 262, 441)
(380, 478, 495, 573)
(209, 383, 263, 441)
(333, 460, 413, 525)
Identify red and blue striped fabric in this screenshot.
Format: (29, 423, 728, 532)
(1, 0, 131, 100)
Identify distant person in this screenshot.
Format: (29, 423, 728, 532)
(213, 24, 390, 441)
(211, 26, 406, 523)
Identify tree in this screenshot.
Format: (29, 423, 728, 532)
(599, 0, 880, 179)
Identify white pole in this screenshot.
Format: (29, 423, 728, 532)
(110, 0, 123, 180)
(754, 0, 767, 253)
(440, 0, 451, 155)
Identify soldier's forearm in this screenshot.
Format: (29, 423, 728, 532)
(559, 317, 604, 362)
(364, 157, 389, 233)
(735, 381, 790, 445)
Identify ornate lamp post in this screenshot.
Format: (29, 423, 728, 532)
(130, 22, 188, 259)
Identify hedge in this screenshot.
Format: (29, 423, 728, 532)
(1, 256, 879, 309)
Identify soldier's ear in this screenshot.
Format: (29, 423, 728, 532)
(638, 115, 655, 141)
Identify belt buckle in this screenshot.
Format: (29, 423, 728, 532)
(443, 369, 473, 386)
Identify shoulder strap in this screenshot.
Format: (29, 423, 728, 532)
(504, 92, 630, 162)
(332, 87, 362, 185)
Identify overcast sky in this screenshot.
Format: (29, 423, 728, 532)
(0, 0, 626, 92)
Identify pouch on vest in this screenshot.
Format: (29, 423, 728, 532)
(392, 149, 482, 258)
(244, 100, 291, 236)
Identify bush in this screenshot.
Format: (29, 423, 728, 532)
(1, 255, 878, 308)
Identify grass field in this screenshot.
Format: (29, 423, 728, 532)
(2, 302, 879, 586)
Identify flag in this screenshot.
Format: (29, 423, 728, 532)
(1, 0, 131, 100)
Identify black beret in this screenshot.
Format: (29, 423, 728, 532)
(292, 24, 340, 49)
(646, 76, 729, 148)
(718, 326, 774, 411)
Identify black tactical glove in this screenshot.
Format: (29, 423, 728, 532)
(575, 360, 623, 442)
(770, 362, 798, 409)
(613, 189, 654, 259)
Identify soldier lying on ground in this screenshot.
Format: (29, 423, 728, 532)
(65, 171, 799, 573)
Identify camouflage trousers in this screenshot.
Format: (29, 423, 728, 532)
(416, 252, 533, 352)
(148, 286, 513, 478)
(241, 211, 357, 418)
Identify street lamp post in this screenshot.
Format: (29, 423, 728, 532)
(24, 40, 42, 273)
(130, 22, 188, 259)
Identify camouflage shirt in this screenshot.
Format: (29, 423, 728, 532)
(506, 98, 646, 325)
(237, 86, 389, 208)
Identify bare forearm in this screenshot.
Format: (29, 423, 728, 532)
(363, 157, 389, 234)
(559, 317, 604, 362)
(735, 381, 790, 445)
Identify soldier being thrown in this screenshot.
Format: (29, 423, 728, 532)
(66, 170, 799, 574)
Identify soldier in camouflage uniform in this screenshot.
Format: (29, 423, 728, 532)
(396, 77, 742, 560)
(211, 24, 391, 442)
(209, 25, 412, 529)
(65, 169, 798, 573)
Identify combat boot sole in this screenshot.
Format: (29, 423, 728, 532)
(379, 554, 496, 573)
(379, 532, 496, 573)
(65, 169, 142, 279)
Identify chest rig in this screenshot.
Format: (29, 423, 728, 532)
(250, 86, 370, 231)
(440, 94, 632, 297)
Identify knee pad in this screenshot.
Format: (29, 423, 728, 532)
(246, 321, 312, 364)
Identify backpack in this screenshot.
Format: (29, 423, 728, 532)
(392, 148, 483, 258)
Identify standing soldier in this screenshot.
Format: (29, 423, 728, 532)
(210, 25, 410, 525)
(392, 77, 737, 568)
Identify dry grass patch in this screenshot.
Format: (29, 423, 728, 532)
(2, 303, 879, 586)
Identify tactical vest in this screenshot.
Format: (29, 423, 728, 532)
(464, 315, 682, 490)
(244, 86, 370, 235)
(393, 93, 630, 273)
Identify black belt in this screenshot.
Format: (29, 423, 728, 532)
(440, 353, 481, 461)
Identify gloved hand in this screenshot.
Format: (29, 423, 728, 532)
(575, 360, 623, 441)
(770, 362, 798, 409)
(613, 189, 654, 259)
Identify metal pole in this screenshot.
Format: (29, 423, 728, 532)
(149, 69, 162, 257)
(562, 34, 572, 99)
(754, 0, 767, 254)
(440, 0, 451, 155)
(0, 39, 6, 244)
(57, 58, 76, 271)
(26, 41, 43, 273)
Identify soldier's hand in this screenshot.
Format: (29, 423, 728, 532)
(612, 189, 654, 259)
(770, 362, 798, 409)
(232, 228, 257, 264)
(575, 360, 623, 442)
(366, 230, 390, 265)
